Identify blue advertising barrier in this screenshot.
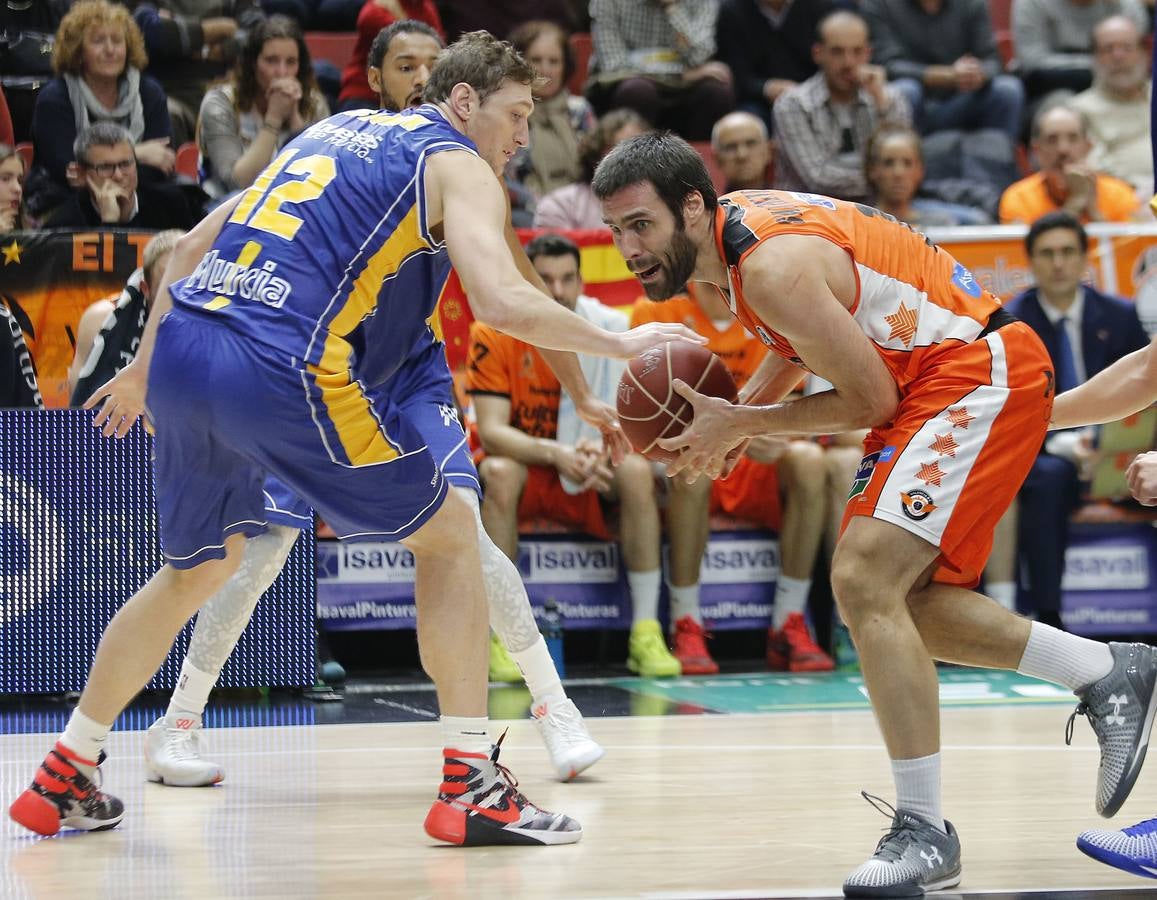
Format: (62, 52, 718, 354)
(1061, 522, 1157, 635)
(317, 521, 1157, 637)
(0, 410, 315, 695)
(316, 531, 781, 631)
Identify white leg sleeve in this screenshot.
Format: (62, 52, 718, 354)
(457, 488, 540, 653)
(185, 525, 301, 675)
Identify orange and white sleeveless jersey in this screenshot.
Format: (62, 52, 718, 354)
(713, 190, 1002, 392)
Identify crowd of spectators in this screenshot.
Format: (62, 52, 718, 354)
(3, 0, 1156, 663)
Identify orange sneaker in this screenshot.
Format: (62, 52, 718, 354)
(767, 612, 835, 672)
(9, 744, 124, 836)
(671, 616, 719, 675)
(424, 734, 581, 846)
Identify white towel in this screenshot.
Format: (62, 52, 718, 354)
(556, 295, 630, 494)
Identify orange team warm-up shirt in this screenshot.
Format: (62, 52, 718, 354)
(998, 172, 1139, 224)
(715, 190, 1003, 389)
(465, 321, 561, 439)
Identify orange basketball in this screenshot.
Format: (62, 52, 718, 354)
(616, 343, 738, 463)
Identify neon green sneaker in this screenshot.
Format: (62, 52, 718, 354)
(488, 632, 522, 684)
(627, 619, 681, 678)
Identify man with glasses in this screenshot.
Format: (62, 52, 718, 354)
(45, 122, 199, 230)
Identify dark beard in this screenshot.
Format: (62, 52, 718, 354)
(644, 229, 699, 300)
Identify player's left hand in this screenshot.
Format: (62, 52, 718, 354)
(659, 379, 747, 483)
(84, 360, 148, 438)
(576, 394, 632, 465)
(1127, 451, 1157, 505)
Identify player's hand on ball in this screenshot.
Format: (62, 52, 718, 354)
(1127, 451, 1157, 506)
(575, 394, 631, 465)
(659, 379, 746, 483)
(84, 360, 148, 438)
(615, 322, 707, 360)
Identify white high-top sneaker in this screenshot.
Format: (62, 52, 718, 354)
(144, 715, 224, 787)
(532, 698, 605, 781)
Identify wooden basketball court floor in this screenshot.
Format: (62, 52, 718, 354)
(3, 670, 1157, 899)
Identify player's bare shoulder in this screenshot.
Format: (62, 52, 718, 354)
(739, 233, 857, 311)
(423, 149, 505, 241)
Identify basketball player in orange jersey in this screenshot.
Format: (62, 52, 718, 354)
(630, 283, 837, 675)
(594, 131, 1157, 897)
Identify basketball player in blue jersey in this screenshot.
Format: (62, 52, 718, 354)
(138, 19, 606, 791)
(9, 31, 701, 846)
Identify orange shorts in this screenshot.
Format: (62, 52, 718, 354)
(841, 321, 1052, 588)
(710, 455, 784, 530)
(517, 465, 610, 539)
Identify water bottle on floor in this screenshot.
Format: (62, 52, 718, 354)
(542, 599, 566, 679)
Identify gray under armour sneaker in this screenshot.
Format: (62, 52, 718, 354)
(843, 793, 961, 898)
(1067, 642, 1157, 818)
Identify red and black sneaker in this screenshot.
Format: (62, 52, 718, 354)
(9, 742, 125, 836)
(767, 612, 835, 672)
(671, 616, 719, 675)
(424, 733, 582, 846)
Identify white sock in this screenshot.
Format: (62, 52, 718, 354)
(773, 576, 811, 630)
(669, 583, 701, 625)
(440, 716, 491, 755)
(988, 581, 1016, 612)
(60, 708, 112, 771)
(628, 568, 662, 623)
(1017, 621, 1114, 691)
(167, 659, 217, 719)
(892, 753, 945, 832)
(512, 635, 565, 708)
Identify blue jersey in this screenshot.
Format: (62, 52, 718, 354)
(170, 105, 476, 385)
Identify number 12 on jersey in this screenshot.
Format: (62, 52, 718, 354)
(229, 149, 338, 242)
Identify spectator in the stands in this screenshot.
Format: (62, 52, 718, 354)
(773, 10, 909, 202)
(30, 0, 173, 216)
(197, 15, 328, 200)
(1071, 15, 1152, 199)
(336, 1, 442, 109)
(68, 229, 181, 403)
(863, 0, 1023, 146)
(585, 0, 734, 141)
(1000, 104, 1140, 223)
(533, 107, 648, 230)
(0, 0, 70, 143)
(0, 143, 27, 234)
(44, 122, 200, 229)
(1013, 0, 1149, 101)
(129, 1, 264, 138)
(711, 110, 773, 192)
(509, 20, 596, 199)
(1001, 212, 1149, 627)
(436, 0, 577, 42)
(0, 296, 42, 409)
(865, 124, 991, 226)
(714, 0, 835, 132)
(0, 88, 12, 148)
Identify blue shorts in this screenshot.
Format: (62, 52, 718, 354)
(150, 310, 448, 568)
(259, 336, 478, 530)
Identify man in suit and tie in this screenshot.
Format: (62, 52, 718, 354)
(1003, 211, 1149, 628)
